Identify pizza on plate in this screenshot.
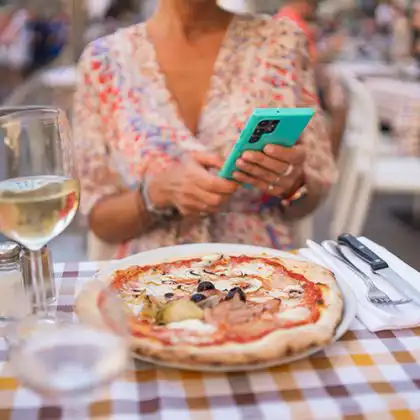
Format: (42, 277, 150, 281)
(78, 253, 343, 367)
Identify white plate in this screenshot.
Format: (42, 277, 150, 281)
(93, 243, 357, 372)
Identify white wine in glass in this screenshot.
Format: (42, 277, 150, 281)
(0, 175, 79, 251)
(0, 107, 79, 312)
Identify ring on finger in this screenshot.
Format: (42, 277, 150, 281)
(267, 184, 275, 192)
(274, 176, 281, 186)
(281, 163, 294, 177)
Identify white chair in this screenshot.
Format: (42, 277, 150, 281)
(329, 70, 381, 238)
(87, 231, 117, 261)
(330, 70, 420, 237)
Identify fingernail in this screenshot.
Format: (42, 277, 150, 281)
(264, 145, 275, 154)
(236, 159, 244, 167)
(242, 152, 252, 161)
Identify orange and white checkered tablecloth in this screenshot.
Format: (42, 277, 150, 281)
(1, 261, 420, 419)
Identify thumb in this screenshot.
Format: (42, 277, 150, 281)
(191, 151, 224, 169)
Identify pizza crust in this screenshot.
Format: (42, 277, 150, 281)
(76, 256, 343, 367)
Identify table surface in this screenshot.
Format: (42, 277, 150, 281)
(329, 61, 396, 78)
(1, 261, 420, 420)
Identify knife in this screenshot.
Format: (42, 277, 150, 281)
(337, 233, 420, 306)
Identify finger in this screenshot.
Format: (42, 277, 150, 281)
(177, 194, 220, 216)
(198, 172, 238, 195)
(236, 159, 279, 184)
(232, 170, 296, 197)
(238, 154, 288, 176)
(191, 151, 224, 169)
(188, 160, 237, 194)
(263, 144, 306, 165)
(184, 186, 225, 210)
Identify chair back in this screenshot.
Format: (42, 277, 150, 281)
(328, 70, 381, 237)
(87, 231, 117, 262)
(340, 70, 380, 169)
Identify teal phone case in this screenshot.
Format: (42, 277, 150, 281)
(218, 108, 315, 183)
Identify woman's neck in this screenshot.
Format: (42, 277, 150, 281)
(150, 0, 233, 38)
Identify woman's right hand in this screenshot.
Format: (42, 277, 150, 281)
(147, 152, 238, 217)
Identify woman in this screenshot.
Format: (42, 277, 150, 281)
(411, 1, 420, 62)
(73, 0, 336, 259)
(389, 0, 412, 62)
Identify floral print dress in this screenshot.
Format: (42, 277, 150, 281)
(73, 15, 336, 259)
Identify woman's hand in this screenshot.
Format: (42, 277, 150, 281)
(232, 144, 306, 197)
(148, 152, 237, 217)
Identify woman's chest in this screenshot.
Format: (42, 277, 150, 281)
(103, 37, 297, 156)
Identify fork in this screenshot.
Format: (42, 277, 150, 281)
(322, 241, 411, 306)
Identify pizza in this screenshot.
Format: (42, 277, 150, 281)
(77, 253, 343, 367)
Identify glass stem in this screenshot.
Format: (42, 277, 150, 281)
(30, 250, 49, 316)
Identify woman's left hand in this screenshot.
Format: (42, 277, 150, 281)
(232, 144, 306, 197)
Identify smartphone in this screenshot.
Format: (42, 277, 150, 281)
(218, 108, 315, 181)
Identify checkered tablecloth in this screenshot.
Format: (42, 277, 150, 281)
(364, 77, 420, 157)
(1, 261, 420, 420)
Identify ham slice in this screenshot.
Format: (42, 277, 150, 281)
(204, 295, 281, 328)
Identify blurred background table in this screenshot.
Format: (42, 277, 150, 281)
(330, 60, 396, 79)
(364, 77, 420, 157)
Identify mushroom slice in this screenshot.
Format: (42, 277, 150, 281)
(193, 254, 223, 267)
(283, 285, 304, 298)
(237, 278, 262, 294)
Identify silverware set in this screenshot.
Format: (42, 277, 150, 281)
(308, 234, 419, 313)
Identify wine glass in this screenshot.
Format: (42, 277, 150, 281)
(5, 283, 131, 419)
(0, 107, 79, 313)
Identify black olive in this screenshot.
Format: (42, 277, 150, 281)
(164, 293, 174, 299)
(197, 281, 215, 292)
(191, 293, 207, 303)
(226, 287, 246, 302)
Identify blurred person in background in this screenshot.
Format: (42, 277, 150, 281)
(27, 11, 68, 74)
(86, 0, 139, 42)
(276, 0, 348, 158)
(389, 0, 412, 62)
(375, 0, 394, 36)
(73, 0, 336, 259)
(411, 1, 420, 63)
(0, 5, 31, 98)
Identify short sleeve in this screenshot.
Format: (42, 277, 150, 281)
(73, 42, 123, 217)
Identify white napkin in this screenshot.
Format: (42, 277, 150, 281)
(299, 237, 420, 332)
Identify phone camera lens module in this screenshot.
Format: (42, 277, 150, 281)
(257, 120, 271, 129)
(249, 134, 260, 143)
(265, 120, 279, 133)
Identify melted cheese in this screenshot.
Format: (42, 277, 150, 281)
(248, 296, 272, 303)
(192, 254, 223, 267)
(126, 303, 143, 316)
(164, 267, 198, 279)
(213, 279, 233, 292)
(212, 278, 262, 294)
(167, 319, 217, 334)
(234, 262, 274, 277)
(277, 307, 311, 323)
(268, 290, 288, 299)
(145, 284, 176, 296)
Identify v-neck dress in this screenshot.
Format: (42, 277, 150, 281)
(73, 15, 336, 259)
